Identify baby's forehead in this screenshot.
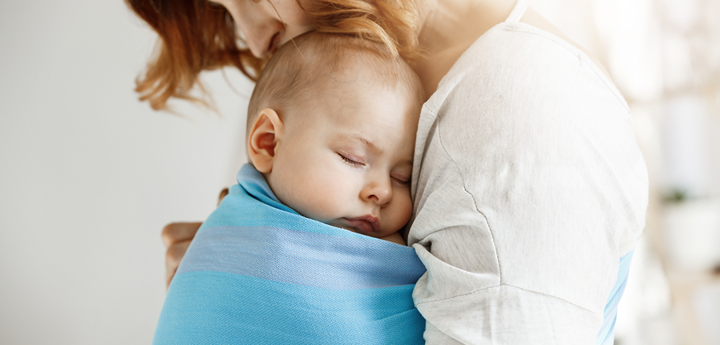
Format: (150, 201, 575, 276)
(296, 73, 415, 118)
(295, 77, 418, 132)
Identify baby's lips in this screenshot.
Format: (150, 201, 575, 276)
(343, 215, 380, 233)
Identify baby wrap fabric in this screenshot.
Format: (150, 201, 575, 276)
(153, 164, 426, 344)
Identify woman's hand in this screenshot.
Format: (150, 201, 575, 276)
(162, 188, 229, 289)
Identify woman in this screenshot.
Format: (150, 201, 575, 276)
(127, 0, 648, 343)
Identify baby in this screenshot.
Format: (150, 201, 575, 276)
(242, 32, 424, 245)
(153, 32, 428, 344)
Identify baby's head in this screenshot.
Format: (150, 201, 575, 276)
(246, 32, 424, 239)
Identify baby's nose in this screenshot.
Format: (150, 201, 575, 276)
(361, 179, 392, 206)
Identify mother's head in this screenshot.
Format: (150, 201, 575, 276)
(125, 0, 421, 110)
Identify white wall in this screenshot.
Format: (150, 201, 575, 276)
(2, 0, 719, 344)
(0, 1, 253, 344)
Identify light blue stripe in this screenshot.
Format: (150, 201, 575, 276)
(154, 271, 425, 345)
(177, 225, 426, 290)
(595, 249, 634, 345)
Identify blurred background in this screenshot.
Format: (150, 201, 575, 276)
(0, 0, 718, 344)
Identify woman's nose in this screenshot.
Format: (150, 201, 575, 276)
(361, 178, 392, 206)
(228, 1, 285, 58)
(240, 20, 285, 58)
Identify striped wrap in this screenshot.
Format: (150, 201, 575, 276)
(153, 164, 427, 344)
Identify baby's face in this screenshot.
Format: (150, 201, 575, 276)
(266, 77, 419, 239)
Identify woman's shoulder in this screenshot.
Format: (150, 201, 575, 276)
(426, 21, 626, 115)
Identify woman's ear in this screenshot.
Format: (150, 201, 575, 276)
(247, 108, 284, 173)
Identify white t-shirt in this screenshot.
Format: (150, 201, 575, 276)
(406, 2, 649, 343)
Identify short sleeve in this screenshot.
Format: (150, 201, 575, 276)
(408, 23, 648, 344)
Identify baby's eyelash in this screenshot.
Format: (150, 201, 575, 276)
(393, 177, 411, 185)
(338, 153, 363, 167)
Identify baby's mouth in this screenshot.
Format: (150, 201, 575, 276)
(342, 215, 380, 234)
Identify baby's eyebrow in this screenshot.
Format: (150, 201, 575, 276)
(346, 134, 382, 153)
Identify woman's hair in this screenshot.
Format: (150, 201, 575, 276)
(125, 0, 421, 111)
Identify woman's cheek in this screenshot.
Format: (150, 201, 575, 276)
(279, 0, 315, 25)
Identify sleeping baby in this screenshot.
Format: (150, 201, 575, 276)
(152, 32, 427, 345)
(243, 31, 424, 246)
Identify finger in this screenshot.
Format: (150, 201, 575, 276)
(166, 241, 191, 274)
(218, 188, 229, 206)
(162, 222, 201, 247)
(165, 240, 191, 289)
(166, 265, 177, 291)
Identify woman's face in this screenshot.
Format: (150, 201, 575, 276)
(209, 0, 315, 58)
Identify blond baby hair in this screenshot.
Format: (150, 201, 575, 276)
(247, 32, 424, 137)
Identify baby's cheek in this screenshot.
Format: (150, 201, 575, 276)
(399, 188, 415, 217)
(300, 174, 351, 219)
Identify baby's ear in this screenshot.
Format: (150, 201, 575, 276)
(247, 108, 284, 173)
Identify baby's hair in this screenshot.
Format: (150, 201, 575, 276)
(247, 32, 424, 137)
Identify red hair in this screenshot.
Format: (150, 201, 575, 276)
(125, 0, 420, 111)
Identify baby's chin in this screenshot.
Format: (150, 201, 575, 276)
(325, 221, 365, 236)
(326, 220, 397, 239)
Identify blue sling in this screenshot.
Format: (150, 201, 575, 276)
(153, 164, 427, 344)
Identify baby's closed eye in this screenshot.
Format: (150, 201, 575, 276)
(337, 152, 365, 167)
(392, 175, 410, 185)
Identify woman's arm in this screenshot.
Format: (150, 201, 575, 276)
(408, 23, 647, 343)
